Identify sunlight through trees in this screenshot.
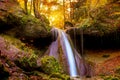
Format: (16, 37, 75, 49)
(17, 0, 118, 28)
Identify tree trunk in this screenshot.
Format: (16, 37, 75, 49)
(24, 0, 28, 14)
(29, 0, 33, 14)
(33, 0, 40, 18)
(63, 0, 66, 29)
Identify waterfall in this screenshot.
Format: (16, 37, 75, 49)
(60, 30, 78, 77)
(46, 28, 90, 78)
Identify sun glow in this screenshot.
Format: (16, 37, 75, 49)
(51, 6, 58, 11)
(48, 11, 64, 29)
(17, 0, 109, 28)
(17, 0, 78, 28)
(39, 3, 64, 28)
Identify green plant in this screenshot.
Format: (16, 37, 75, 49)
(40, 56, 63, 74)
(15, 53, 38, 71)
(50, 73, 70, 80)
(101, 76, 119, 80)
(115, 66, 120, 74)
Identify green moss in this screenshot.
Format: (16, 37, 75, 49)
(40, 56, 63, 74)
(32, 71, 49, 79)
(15, 53, 38, 71)
(6, 13, 21, 26)
(30, 71, 70, 80)
(20, 15, 51, 32)
(1, 35, 42, 54)
(50, 73, 70, 80)
(115, 66, 120, 74)
(102, 76, 119, 80)
(20, 15, 40, 25)
(1, 35, 24, 47)
(49, 78, 62, 80)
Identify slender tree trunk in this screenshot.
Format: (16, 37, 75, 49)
(30, 0, 33, 14)
(33, 0, 40, 18)
(24, 0, 28, 14)
(69, 0, 72, 22)
(33, 0, 43, 21)
(63, 0, 66, 29)
(33, 0, 44, 22)
(39, 0, 41, 12)
(38, 0, 40, 12)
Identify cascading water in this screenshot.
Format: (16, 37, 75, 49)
(46, 28, 90, 78)
(60, 30, 78, 77)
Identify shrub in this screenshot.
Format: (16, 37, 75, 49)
(40, 56, 63, 74)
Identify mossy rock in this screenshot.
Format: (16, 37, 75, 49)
(102, 76, 119, 80)
(40, 56, 63, 74)
(20, 15, 40, 26)
(15, 53, 38, 71)
(50, 73, 70, 80)
(0, 0, 25, 32)
(115, 66, 120, 74)
(29, 71, 70, 80)
(1, 34, 43, 55)
(0, 1, 52, 40)
(10, 14, 51, 40)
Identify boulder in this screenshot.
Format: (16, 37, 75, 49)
(40, 56, 63, 74)
(0, 0, 52, 47)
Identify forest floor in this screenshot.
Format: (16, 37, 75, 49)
(83, 49, 120, 80)
(85, 49, 120, 63)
